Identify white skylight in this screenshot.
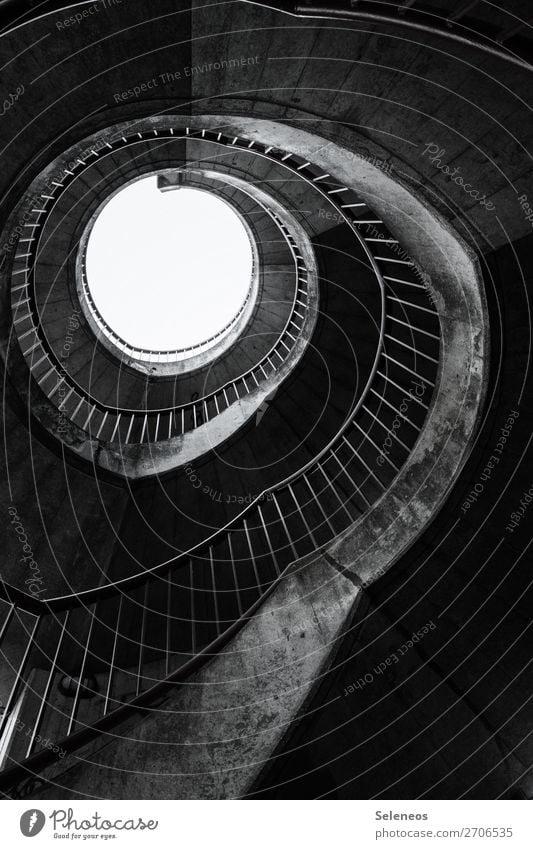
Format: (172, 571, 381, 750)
(84, 178, 253, 352)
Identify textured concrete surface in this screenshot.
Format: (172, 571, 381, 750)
(30, 556, 360, 799)
(0, 124, 320, 478)
(252, 235, 533, 800)
(162, 115, 489, 588)
(1, 0, 525, 802)
(0, 0, 528, 253)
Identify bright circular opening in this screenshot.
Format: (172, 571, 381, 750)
(84, 178, 253, 352)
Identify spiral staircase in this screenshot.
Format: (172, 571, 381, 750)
(1, 0, 530, 801)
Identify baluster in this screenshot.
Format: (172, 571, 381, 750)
(209, 547, 221, 637)
(224, 533, 242, 618)
(382, 352, 435, 388)
(327, 450, 369, 510)
(0, 604, 15, 646)
(257, 504, 281, 577)
(271, 493, 299, 560)
(352, 421, 399, 472)
(103, 597, 123, 714)
(287, 483, 318, 549)
(302, 472, 337, 536)
(369, 387, 420, 432)
(0, 614, 40, 741)
(190, 560, 196, 656)
(67, 605, 96, 735)
(241, 523, 260, 600)
(26, 611, 70, 756)
(125, 414, 135, 443)
(135, 584, 149, 697)
(361, 404, 411, 454)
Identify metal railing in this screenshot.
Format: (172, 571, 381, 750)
(12, 183, 310, 444)
(0, 255, 440, 799)
(0, 127, 441, 795)
(258, 0, 533, 72)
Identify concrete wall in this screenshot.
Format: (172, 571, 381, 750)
(0, 0, 529, 253)
(249, 232, 533, 800)
(29, 555, 360, 799)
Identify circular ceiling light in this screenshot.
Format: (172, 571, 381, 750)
(83, 177, 253, 354)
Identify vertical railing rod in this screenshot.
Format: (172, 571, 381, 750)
(287, 483, 318, 549)
(103, 596, 123, 715)
(209, 547, 221, 637)
(67, 606, 96, 736)
(257, 504, 281, 577)
(328, 450, 369, 509)
(342, 435, 387, 487)
(165, 573, 172, 677)
(271, 493, 299, 560)
(303, 472, 337, 536)
(352, 421, 400, 472)
(0, 615, 40, 739)
(0, 604, 15, 646)
(227, 533, 244, 618)
(190, 560, 196, 656)
(135, 584, 149, 697)
(27, 611, 70, 756)
(242, 521, 261, 598)
(315, 460, 355, 520)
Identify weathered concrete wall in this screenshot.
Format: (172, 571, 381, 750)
(0, 0, 529, 254)
(189, 0, 532, 250)
(249, 234, 533, 801)
(30, 555, 360, 799)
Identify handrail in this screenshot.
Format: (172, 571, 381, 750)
(20, 128, 374, 387)
(7, 129, 392, 605)
(0, 274, 440, 793)
(12, 156, 311, 442)
(0, 561, 288, 795)
(0, 149, 441, 795)
(245, 0, 533, 73)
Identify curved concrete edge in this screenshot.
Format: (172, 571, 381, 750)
(1, 115, 487, 799)
(73, 171, 261, 378)
(185, 115, 488, 587)
(95, 203, 319, 479)
(0, 160, 319, 480)
(29, 556, 360, 800)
